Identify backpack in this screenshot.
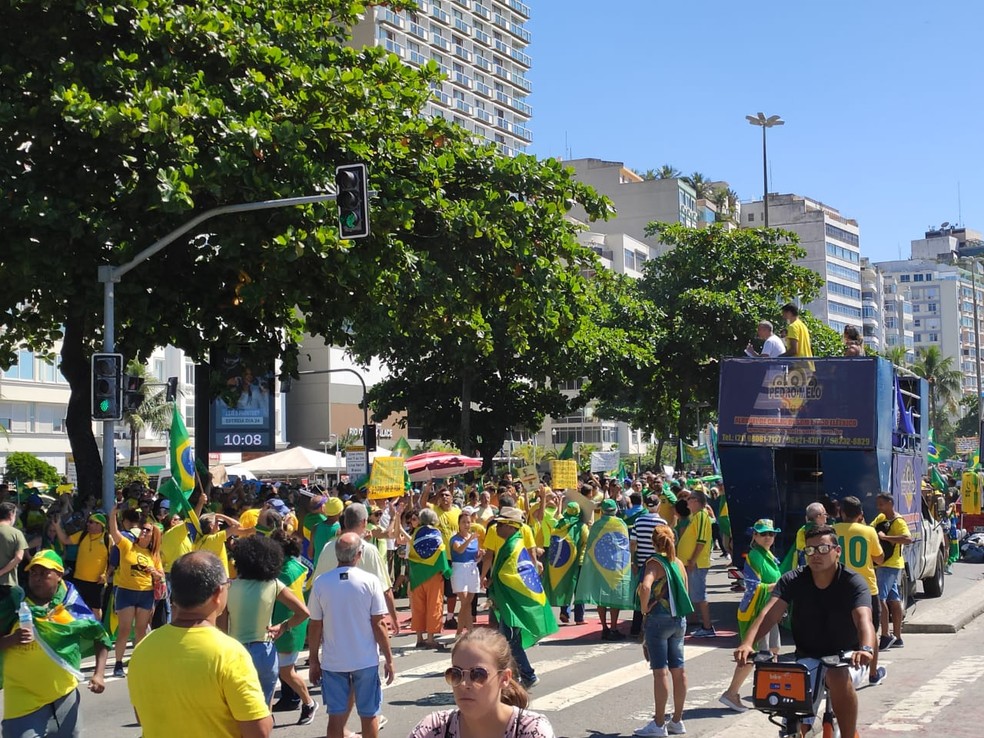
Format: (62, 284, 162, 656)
(875, 518, 896, 561)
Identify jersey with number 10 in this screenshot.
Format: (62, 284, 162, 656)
(832, 521, 881, 595)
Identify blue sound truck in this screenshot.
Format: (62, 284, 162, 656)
(717, 356, 947, 605)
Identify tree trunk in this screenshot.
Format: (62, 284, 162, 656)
(655, 437, 665, 468)
(61, 313, 103, 505)
(460, 368, 472, 456)
(129, 421, 137, 467)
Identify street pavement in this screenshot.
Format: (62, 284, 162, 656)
(8, 558, 984, 737)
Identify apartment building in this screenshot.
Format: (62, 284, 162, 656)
(352, 0, 532, 157)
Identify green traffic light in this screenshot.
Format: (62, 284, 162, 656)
(343, 213, 359, 228)
(99, 399, 110, 412)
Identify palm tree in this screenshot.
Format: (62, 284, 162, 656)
(682, 171, 710, 199)
(656, 164, 681, 179)
(640, 169, 658, 181)
(911, 346, 963, 433)
(726, 188, 740, 221)
(880, 345, 909, 368)
(122, 361, 177, 467)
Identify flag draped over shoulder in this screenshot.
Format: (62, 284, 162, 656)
(575, 515, 634, 609)
(491, 531, 558, 648)
(650, 555, 694, 618)
(0, 582, 110, 688)
(407, 526, 451, 589)
(736, 545, 781, 640)
(544, 515, 583, 606)
(274, 557, 311, 653)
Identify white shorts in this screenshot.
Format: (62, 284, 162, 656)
(451, 561, 481, 594)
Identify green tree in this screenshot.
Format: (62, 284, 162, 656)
(682, 172, 711, 198)
(911, 346, 963, 435)
(797, 313, 844, 358)
(585, 224, 824, 456)
(4, 452, 61, 488)
(656, 165, 681, 179)
(343, 141, 616, 470)
(0, 0, 445, 500)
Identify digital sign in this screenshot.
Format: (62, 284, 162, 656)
(210, 349, 276, 453)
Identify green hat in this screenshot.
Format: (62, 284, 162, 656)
(88, 513, 107, 527)
(752, 518, 781, 534)
(26, 549, 64, 574)
(601, 499, 618, 514)
(564, 501, 581, 515)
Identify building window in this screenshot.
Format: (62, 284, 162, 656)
(153, 359, 165, 381)
(184, 360, 195, 386)
(747, 212, 754, 222)
(900, 274, 911, 282)
(184, 401, 195, 429)
(913, 274, 924, 282)
(825, 223, 860, 247)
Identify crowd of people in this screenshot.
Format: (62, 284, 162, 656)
(0, 461, 930, 738)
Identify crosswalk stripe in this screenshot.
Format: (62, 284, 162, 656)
(530, 645, 717, 712)
(869, 655, 984, 731)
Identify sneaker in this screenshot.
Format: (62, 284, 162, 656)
(718, 694, 748, 713)
(633, 720, 668, 737)
(378, 715, 389, 730)
(559, 612, 570, 624)
(522, 675, 540, 690)
(113, 662, 125, 678)
(890, 637, 904, 648)
(272, 698, 301, 713)
(297, 702, 319, 726)
(878, 634, 896, 651)
(868, 666, 887, 686)
(692, 627, 716, 638)
(601, 629, 613, 641)
(609, 630, 626, 641)
(444, 617, 458, 630)
(666, 719, 687, 735)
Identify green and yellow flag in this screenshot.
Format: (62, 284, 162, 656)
(407, 526, 451, 589)
(544, 513, 584, 606)
(491, 530, 558, 648)
(391, 436, 413, 458)
(169, 403, 195, 503)
(574, 515, 634, 609)
(557, 438, 574, 460)
(274, 557, 311, 653)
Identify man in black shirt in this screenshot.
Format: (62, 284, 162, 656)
(735, 525, 875, 738)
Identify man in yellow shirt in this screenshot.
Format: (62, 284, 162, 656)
(0, 550, 110, 737)
(871, 492, 912, 650)
(833, 496, 887, 685)
(678, 489, 714, 637)
(781, 302, 812, 357)
(128, 551, 272, 738)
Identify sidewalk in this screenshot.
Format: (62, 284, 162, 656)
(904, 560, 984, 633)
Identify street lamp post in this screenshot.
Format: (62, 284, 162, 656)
(745, 112, 784, 228)
(98, 192, 339, 513)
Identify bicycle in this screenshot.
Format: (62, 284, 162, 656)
(752, 651, 861, 738)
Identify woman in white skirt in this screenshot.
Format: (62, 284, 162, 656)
(450, 508, 483, 636)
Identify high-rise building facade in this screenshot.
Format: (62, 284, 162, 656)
(353, 0, 533, 157)
(742, 194, 863, 334)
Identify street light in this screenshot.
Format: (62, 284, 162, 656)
(746, 112, 784, 228)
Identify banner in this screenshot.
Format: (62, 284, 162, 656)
(956, 437, 979, 455)
(589, 451, 619, 473)
(519, 465, 540, 492)
(550, 460, 578, 491)
(680, 441, 711, 466)
(368, 456, 405, 499)
(718, 358, 876, 449)
(346, 446, 368, 480)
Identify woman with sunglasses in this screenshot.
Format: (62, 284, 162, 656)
(719, 518, 782, 713)
(408, 627, 554, 738)
(108, 504, 164, 678)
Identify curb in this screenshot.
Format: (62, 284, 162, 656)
(905, 576, 984, 633)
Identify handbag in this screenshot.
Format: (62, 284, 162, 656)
(153, 575, 167, 601)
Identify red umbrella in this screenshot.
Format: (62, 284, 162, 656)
(406, 451, 483, 482)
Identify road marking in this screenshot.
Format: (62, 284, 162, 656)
(869, 655, 984, 731)
(531, 645, 716, 712)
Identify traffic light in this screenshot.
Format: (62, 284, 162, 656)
(165, 377, 179, 402)
(122, 374, 146, 413)
(363, 423, 377, 452)
(91, 353, 123, 421)
(335, 163, 370, 239)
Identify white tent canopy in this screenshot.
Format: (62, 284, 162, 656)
(240, 446, 344, 476)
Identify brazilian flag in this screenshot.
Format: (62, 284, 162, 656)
(274, 557, 311, 653)
(574, 515, 634, 609)
(168, 402, 196, 515)
(407, 526, 451, 590)
(544, 516, 583, 606)
(491, 530, 558, 648)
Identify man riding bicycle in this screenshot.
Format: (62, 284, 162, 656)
(734, 525, 875, 737)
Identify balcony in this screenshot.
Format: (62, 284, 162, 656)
(453, 44, 471, 62)
(452, 0, 470, 7)
(452, 71, 472, 88)
(510, 46, 531, 67)
(408, 21, 427, 39)
(474, 54, 492, 71)
(511, 122, 531, 141)
(474, 28, 491, 46)
(512, 97, 531, 116)
(473, 3, 492, 20)
(408, 50, 427, 66)
(430, 7, 450, 24)
(431, 34, 451, 51)
(504, 0, 531, 18)
(475, 108, 492, 123)
(507, 70, 531, 92)
(494, 89, 510, 105)
(493, 13, 531, 43)
(432, 88, 451, 107)
(454, 99, 472, 115)
(382, 39, 405, 58)
(493, 38, 511, 55)
(474, 81, 491, 97)
(495, 116, 510, 131)
(379, 9, 405, 29)
(453, 17, 471, 35)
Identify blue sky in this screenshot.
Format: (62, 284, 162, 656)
(526, 1, 984, 262)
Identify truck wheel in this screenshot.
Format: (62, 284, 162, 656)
(900, 568, 913, 610)
(921, 549, 946, 598)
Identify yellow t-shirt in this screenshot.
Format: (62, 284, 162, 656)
(2, 620, 78, 719)
(677, 509, 712, 568)
(161, 524, 193, 573)
(870, 513, 911, 569)
(194, 530, 230, 575)
(833, 521, 881, 594)
(657, 500, 676, 526)
(114, 536, 160, 592)
(428, 504, 461, 547)
(785, 317, 813, 357)
(483, 523, 537, 556)
(128, 625, 270, 738)
(237, 508, 260, 537)
(72, 532, 109, 583)
(469, 522, 487, 550)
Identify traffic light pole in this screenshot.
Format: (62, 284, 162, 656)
(97, 193, 338, 513)
(296, 368, 371, 447)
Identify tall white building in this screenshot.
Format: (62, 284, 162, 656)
(742, 194, 863, 334)
(352, 0, 533, 157)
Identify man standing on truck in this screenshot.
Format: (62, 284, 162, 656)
(871, 492, 912, 650)
(780, 303, 812, 357)
(834, 496, 887, 685)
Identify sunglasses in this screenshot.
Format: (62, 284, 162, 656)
(444, 666, 502, 687)
(140, 527, 154, 533)
(804, 544, 835, 556)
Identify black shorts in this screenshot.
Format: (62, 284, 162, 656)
(870, 594, 881, 631)
(71, 578, 105, 611)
